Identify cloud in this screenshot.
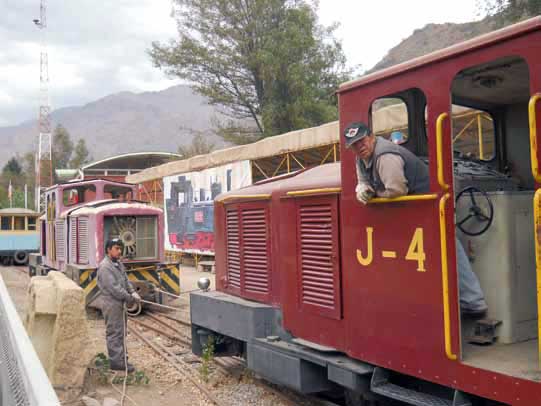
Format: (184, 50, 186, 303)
(0, 0, 180, 126)
(0, 0, 480, 127)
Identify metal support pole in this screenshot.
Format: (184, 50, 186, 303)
(478, 113, 484, 160)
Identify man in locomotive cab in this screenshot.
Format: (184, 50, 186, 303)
(344, 121, 488, 317)
(97, 238, 141, 373)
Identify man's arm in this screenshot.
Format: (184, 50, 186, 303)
(119, 263, 136, 295)
(97, 267, 133, 302)
(375, 154, 408, 198)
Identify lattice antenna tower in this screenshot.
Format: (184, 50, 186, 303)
(34, 0, 52, 211)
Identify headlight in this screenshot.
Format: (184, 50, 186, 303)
(197, 277, 211, 291)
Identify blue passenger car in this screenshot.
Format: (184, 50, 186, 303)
(0, 208, 40, 265)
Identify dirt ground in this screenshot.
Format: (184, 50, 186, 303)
(0, 265, 301, 406)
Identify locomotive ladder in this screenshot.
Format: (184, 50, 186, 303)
(0, 273, 59, 406)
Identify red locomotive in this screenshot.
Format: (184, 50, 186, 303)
(190, 17, 541, 405)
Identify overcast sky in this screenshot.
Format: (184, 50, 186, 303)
(0, 0, 480, 127)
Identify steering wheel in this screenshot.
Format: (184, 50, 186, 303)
(455, 186, 494, 236)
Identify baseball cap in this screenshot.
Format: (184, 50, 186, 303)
(344, 122, 370, 148)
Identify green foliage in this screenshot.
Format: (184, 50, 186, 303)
(52, 124, 74, 170)
(177, 133, 216, 158)
(93, 353, 150, 385)
(199, 336, 215, 382)
(70, 139, 92, 169)
(477, 0, 541, 25)
(150, 0, 353, 143)
(3, 158, 22, 176)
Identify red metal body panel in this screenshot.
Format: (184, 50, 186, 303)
(337, 25, 541, 405)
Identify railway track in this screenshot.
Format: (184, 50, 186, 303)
(129, 310, 343, 406)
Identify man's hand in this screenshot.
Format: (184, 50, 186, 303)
(355, 183, 375, 205)
(131, 292, 142, 302)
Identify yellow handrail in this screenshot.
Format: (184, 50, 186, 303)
(286, 188, 342, 197)
(217, 194, 271, 202)
(529, 94, 541, 184)
(368, 194, 438, 204)
(534, 189, 541, 368)
(436, 112, 450, 191)
(439, 193, 457, 361)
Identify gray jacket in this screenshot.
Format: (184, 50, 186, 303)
(356, 137, 430, 195)
(97, 256, 135, 304)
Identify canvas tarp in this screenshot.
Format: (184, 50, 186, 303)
(126, 103, 474, 184)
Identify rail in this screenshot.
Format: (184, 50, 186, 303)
(534, 189, 541, 368)
(438, 193, 457, 361)
(436, 112, 450, 191)
(286, 187, 341, 197)
(368, 194, 438, 204)
(217, 194, 271, 203)
(0, 274, 60, 406)
(529, 94, 541, 184)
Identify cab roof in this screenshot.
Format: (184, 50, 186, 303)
(339, 16, 541, 93)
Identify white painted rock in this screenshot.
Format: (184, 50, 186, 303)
(81, 396, 101, 406)
(102, 398, 120, 406)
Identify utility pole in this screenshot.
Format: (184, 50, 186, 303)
(34, 0, 52, 212)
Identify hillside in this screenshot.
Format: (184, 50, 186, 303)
(368, 17, 498, 73)
(0, 85, 226, 167)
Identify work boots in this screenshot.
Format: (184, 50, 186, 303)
(110, 362, 135, 374)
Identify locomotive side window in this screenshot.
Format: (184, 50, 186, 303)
(13, 217, 25, 231)
(370, 88, 428, 158)
(371, 98, 409, 143)
(1, 216, 12, 231)
(104, 185, 132, 201)
(63, 185, 96, 207)
(451, 106, 495, 161)
(27, 217, 37, 231)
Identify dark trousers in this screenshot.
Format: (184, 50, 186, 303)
(102, 300, 127, 368)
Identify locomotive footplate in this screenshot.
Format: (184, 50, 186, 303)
(248, 337, 373, 394)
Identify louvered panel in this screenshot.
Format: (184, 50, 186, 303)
(78, 217, 89, 264)
(298, 200, 341, 318)
(226, 209, 241, 289)
(69, 217, 77, 263)
(55, 220, 66, 260)
(241, 207, 269, 295)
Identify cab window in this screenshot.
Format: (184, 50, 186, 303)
(63, 185, 96, 207)
(14, 217, 25, 230)
(1, 216, 12, 231)
(28, 217, 37, 231)
(104, 185, 133, 201)
(452, 105, 495, 161)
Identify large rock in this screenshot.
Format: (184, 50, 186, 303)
(25, 271, 93, 389)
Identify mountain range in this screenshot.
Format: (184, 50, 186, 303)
(0, 85, 226, 167)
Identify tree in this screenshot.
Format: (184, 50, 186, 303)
(2, 157, 22, 176)
(178, 134, 216, 158)
(150, 0, 352, 144)
(52, 124, 74, 169)
(477, 0, 541, 25)
(70, 139, 91, 169)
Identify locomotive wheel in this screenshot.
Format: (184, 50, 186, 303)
(126, 301, 142, 317)
(13, 251, 29, 265)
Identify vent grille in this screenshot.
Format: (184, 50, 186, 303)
(69, 217, 77, 263)
(78, 217, 89, 264)
(298, 202, 340, 317)
(226, 209, 241, 289)
(241, 208, 269, 295)
(55, 220, 66, 260)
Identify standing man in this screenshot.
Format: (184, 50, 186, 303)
(344, 122, 488, 317)
(97, 238, 141, 373)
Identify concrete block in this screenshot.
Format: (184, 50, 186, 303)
(25, 271, 93, 390)
(102, 398, 120, 406)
